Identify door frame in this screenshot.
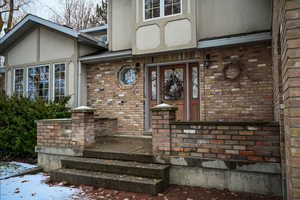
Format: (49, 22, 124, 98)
(144, 59, 199, 132)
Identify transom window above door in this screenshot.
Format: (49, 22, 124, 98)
(144, 0, 182, 20)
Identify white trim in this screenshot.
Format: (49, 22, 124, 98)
(198, 32, 272, 49)
(143, 0, 183, 22)
(52, 63, 67, 102)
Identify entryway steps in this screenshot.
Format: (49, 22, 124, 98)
(60, 157, 169, 179)
(83, 150, 154, 163)
(50, 168, 164, 195)
(50, 154, 170, 195)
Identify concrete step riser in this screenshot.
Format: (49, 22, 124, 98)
(62, 160, 169, 180)
(83, 151, 154, 163)
(50, 171, 163, 195)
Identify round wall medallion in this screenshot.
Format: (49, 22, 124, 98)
(119, 66, 137, 85)
(223, 62, 242, 81)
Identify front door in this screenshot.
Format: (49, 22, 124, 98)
(160, 65, 186, 121)
(148, 63, 200, 127)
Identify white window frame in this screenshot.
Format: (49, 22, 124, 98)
(27, 65, 50, 101)
(52, 63, 67, 101)
(143, 0, 183, 22)
(13, 67, 25, 96)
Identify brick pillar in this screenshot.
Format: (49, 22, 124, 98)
(71, 106, 95, 148)
(275, 1, 300, 199)
(151, 104, 177, 156)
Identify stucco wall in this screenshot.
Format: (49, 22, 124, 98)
(6, 29, 38, 66)
(40, 27, 75, 61)
(110, 0, 133, 51)
(133, 0, 197, 55)
(196, 0, 272, 40)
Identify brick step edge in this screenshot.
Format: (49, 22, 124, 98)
(50, 168, 165, 195)
(83, 150, 154, 163)
(61, 157, 170, 179)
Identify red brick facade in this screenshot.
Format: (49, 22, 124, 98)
(86, 42, 274, 135)
(151, 105, 280, 163)
(272, 1, 300, 199)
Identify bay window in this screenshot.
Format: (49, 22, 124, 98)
(144, 0, 182, 20)
(28, 65, 49, 100)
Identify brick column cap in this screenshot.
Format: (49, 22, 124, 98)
(72, 106, 95, 113)
(151, 103, 178, 111)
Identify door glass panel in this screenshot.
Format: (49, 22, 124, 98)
(151, 70, 157, 100)
(164, 69, 184, 100)
(192, 67, 199, 99)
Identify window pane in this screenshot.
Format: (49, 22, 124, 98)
(145, 0, 152, 9)
(14, 69, 24, 96)
(164, 0, 181, 16)
(173, 3, 181, 14)
(144, 0, 160, 19)
(28, 66, 49, 100)
(153, 7, 160, 18)
(151, 71, 157, 100)
(54, 64, 66, 101)
(192, 67, 199, 99)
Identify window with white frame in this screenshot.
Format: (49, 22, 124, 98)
(144, 0, 181, 20)
(54, 63, 66, 102)
(14, 69, 24, 96)
(28, 65, 49, 100)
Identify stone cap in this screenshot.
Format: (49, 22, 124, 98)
(72, 106, 95, 113)
(151, 103, 178, 111)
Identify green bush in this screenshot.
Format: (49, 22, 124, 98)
(0, 94, 71, 159)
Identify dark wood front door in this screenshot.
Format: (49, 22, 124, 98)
(160, 65, 186, 121)
(148, 63, 200, 126)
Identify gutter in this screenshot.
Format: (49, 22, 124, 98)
(198, 32, 271, 49)
(80, 50, 132, 64)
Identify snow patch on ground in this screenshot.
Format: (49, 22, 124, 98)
(0, 173, 81, 200)
(0, 162, 36, 179)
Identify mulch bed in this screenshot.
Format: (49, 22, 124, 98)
(73, 185, 282, 200)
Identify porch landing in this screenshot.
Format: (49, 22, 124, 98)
(87, 135, 153, 155)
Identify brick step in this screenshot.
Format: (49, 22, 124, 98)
(61, 157, 169, 179)
(83, 150, 154, 163)
(50, 168, 165, 195)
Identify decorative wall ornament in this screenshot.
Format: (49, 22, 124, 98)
(222, 62, 243, 81)
(118, 66, 138, 85)
(163, 69, 184, 100)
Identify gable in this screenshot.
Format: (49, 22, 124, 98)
(7, 29, 39, 66)
(40, 27, 75, 61)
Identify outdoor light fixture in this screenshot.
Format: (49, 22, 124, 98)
(203, 54, 211, 68)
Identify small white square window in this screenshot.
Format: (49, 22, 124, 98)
(144, 0, 182, 20)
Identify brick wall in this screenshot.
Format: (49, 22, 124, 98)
(151, 105, 280, 163)
(86, 60, 145, 135)
(86, 42, 274, 135)
(272, 0, 300, 199)
(170, 122, 280, 163)
(37, 119, 73, 148)
(94, 118, 118, 138)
